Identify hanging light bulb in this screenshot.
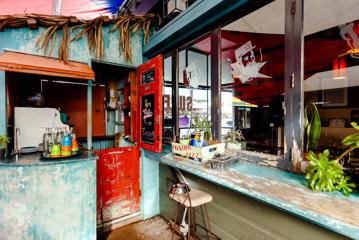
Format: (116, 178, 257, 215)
(332, 57, 346, 80)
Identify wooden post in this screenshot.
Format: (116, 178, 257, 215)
(284, 0, 304, 172)
(210, 27, 221, 141)
(87, 80, 92, 150)
(171, 49, 179, 142)
(0, 70, 6, 136)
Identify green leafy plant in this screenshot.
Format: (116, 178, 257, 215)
(0, 135, 10, 149)
(192, 115, 211, 140)
(304, 103, 321, 152)
(336, 176, 356, 196)
(305, 150, 356, 196)
(335, 122, 359, 163)
(223, 129, 245, 143)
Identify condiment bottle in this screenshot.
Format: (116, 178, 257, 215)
(43, 128, 53, 156)
(55, 127, 64, 145)
(61, 129, 72, 157)
(70, 128, 79, 154)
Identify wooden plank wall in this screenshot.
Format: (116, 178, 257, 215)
(159, 164, 349, 240)
(46, 82, 105, 138)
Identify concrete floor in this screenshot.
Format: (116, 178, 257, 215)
(99, 216, 180, 240)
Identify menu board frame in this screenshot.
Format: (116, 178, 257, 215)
(137, 55, 163, 153)
(141, 68, 155, 85)
(141, 94, 155, 145)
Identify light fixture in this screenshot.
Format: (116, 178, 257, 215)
(332, 57, 346, 80)
(163, 0, 187, 19)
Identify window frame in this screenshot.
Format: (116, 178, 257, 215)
(162, 0, 304, 172)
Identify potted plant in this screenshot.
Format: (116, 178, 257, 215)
(0, 135, 10, 160)
(304, 102, 321, 153)
(305, 122, 359, 196)
(223, 129, 246, 150)
(335, 122, 359, 163)
(305, 150, 355, 196)
(191, 115, 211, 141)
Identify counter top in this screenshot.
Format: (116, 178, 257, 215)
(0, 150, 97, 166)
(161, 153, 359, 240)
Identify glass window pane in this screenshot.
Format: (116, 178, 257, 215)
(304, 1, 359, 156)
(220, 0, 285, 156)
(163, 55, 172, 144)
(178, 35, 212, 140)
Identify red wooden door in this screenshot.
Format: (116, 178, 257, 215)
(137, 55, 163, 153)
(96, 147, 140, 223)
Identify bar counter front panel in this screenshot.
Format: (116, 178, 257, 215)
(160, 153, 359, 240)
(0, 151, 97, 240)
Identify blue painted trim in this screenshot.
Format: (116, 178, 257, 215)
(143, 0, 250, 57)
(0, 70, 5, 136)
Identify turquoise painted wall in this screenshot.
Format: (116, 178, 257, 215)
(140, 149, 160, 219)
(0, 23, 155, 228)
(139, 145, 172, 219)
(0, 26, 143, 66)
(0, 160, 97, 240)
(0, 24, 144, 142)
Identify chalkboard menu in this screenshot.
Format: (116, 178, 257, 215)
(142, 69, 154, 85)
(141, 94, 155, 145)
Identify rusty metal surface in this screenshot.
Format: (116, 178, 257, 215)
(161, 153, 359, 239)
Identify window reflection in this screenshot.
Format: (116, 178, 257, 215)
(163, 55, 173, 144)
(220, 0, 285, 156)
(303, 1, 359, 157)
(178, 35, 211, 139)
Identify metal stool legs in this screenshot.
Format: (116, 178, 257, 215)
(171, 205, 213, 240)
(203, 204, 212, 239)
(172, 203, 180, 240)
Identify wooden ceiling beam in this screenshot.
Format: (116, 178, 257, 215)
(69, 17, 79, 26)
(26, 18, 38, 30)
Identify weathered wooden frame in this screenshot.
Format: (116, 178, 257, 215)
(156, 0, 305, 172)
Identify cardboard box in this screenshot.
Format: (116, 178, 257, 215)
(172, 142, 225, 163)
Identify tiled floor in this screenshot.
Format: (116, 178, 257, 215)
(98, 216, 180, 240)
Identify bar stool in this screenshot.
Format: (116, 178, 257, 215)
(167, 178, 219, 240)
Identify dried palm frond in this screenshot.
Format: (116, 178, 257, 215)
(131, 13, 156, 43)
(110, 14, 156, 63)
(58, 23, 69, 62)
(111, 16, 132, 62)
(72, 16, 106, 61)
(0, 14, 157, 63)
(35, 25, 59, 54)
(36, 19, 71, 63)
